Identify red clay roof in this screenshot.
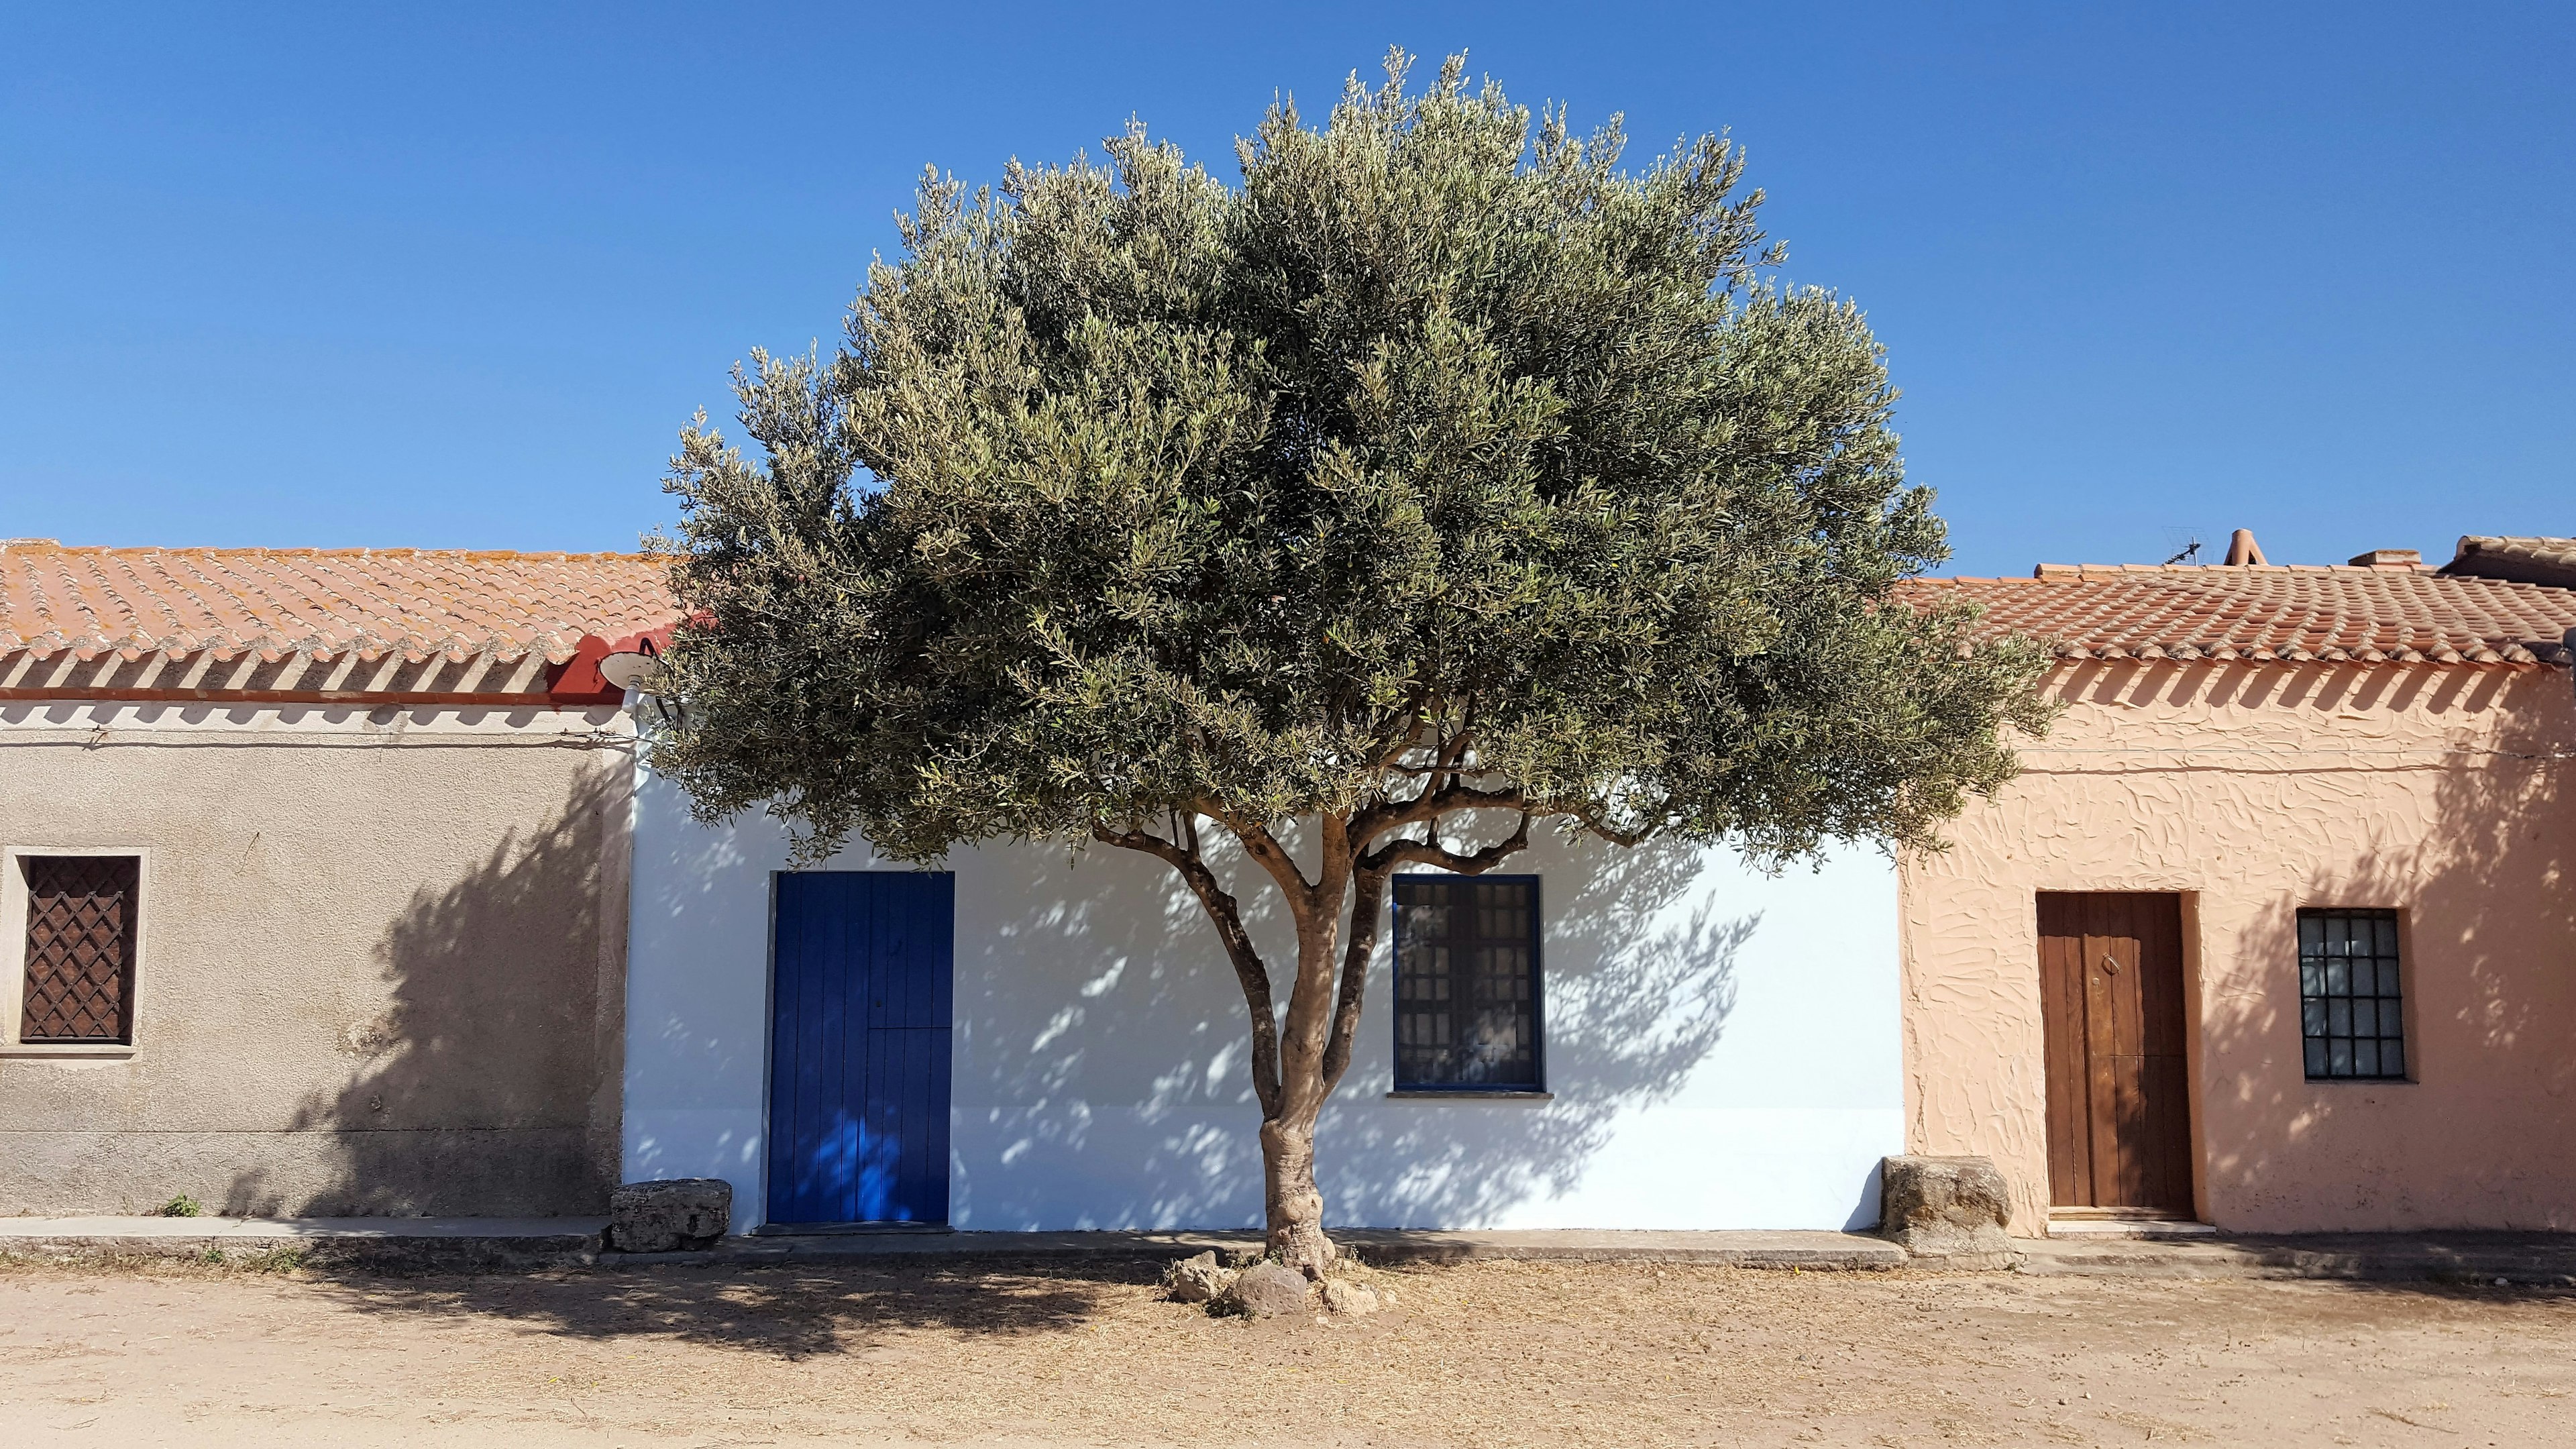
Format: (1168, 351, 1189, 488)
(0, 541, 679, 663)
(1913, 564, 2576, 666)
(2446, 535, 2576, 590)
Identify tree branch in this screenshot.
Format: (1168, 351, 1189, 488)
(1091, 823, 1284, 1117)
(1360, 810, 1536, 875)
(1224, 811, 1320, 900)
(1349, 779, 1527, 853)
(1359, 684, 1437, 766)
(1318, 861, 1391, 1095)
(1572, 806, 1661, 849)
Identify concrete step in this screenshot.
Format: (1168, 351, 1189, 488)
(2018, 1231, 2576, 1287)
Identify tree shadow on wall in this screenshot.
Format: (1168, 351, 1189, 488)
(2184, 663, 2576, 1232)
(1321, 839, 1753, 1228)
(947, 828, 1750, 1231)
(219, 759, 626, 1218)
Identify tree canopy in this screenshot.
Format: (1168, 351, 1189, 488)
(648, 50, 2050, 1269)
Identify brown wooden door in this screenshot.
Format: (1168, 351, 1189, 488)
(2037, 892, 2193, 1214)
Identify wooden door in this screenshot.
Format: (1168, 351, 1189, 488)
(767, 871, 954, 1226)
(2037, 892, 2193, 1214)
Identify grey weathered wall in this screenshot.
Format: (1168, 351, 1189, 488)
(0, 703, 631, 1217)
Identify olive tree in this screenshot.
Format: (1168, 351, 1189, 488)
(647, 51, 2051, 1273)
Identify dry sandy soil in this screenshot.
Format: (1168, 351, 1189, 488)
(1, 1252, 2569, 1447)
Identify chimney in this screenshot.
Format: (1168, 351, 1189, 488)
(2347, 548, 2422, 570)
(2222, 529, 2267, 566)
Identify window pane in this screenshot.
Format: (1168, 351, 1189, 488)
(2297, 908, 2406, 1080)
(1393, 877, 1541, 1089)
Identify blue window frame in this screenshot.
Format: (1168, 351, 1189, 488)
(1391, 874, 1543, 1091)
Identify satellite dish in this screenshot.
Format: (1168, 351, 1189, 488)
(598, 651, 657, 692)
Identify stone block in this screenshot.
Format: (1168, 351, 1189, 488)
(1880, 1155, 2019, 1269)
(1217, 1260, 1314, 1319)
(608, 1177, 733, 1253)
(1320, 1278, 1381, 1316)
(1161, 1250, 1235, 1303)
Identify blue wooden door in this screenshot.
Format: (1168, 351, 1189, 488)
(767, 871, 954, 1226)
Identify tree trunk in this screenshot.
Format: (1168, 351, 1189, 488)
(1260, 1112, 1336, 1274)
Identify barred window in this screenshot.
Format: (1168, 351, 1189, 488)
(20, 856, 142, 1044)
(2298, 908, 2405, 1081)
(1392, 875, 1542, 1091)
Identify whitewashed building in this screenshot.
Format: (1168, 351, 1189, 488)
(621, 740, 1902, 1236)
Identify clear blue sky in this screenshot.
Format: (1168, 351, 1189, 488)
(4, 3, 2568, 577)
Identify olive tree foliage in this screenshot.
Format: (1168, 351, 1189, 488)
(647, 51, 2052, 1269)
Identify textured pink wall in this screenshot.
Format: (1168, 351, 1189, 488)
(1902, 661, 2576, 1234)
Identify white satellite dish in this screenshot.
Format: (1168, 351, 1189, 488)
(598, 651, 658, 692)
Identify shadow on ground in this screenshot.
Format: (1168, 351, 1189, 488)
(294, 1256, 1175, 1359)
(260, 1242, 2576, 1362)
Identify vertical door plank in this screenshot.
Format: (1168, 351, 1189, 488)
(2078, 896, 2121, 1208)
(873, 875, 902, 1218)
(2037, 894, 2090, 1207)
(2139, 894, 2192, 1214)
(839, 873, 871, 1224)
(853, 877, 885, 1222)
(766, 877, 801, 1222)
(792, 874, 826, 1222)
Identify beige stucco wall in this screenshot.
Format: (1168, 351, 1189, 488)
(1903, 661, 2576, 1236)
(0, 703, 633, 1217)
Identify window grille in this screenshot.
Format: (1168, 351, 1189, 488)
(20, 856, 142, 1044)
(2298, 908, 2405, 1081)
(1392, 875, 1542, 1090)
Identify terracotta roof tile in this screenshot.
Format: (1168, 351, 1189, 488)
(2444, 535, 2576, 590)
(0, 541, 679, 663)
(1911, 564, 2576, 666)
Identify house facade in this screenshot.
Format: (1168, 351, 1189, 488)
(15, 531, 2574, 1241)
(0, 541, 672, 1216)
(1902, 539, 2576, 1236)
(622, 763, 1903, 1236)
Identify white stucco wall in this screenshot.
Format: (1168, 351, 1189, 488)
(625, 763, 1900, 1235)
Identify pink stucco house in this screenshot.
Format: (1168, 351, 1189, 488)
(1903, 534, 2576, 1237)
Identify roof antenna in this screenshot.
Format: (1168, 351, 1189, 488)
(2162, 536, 2203, 566)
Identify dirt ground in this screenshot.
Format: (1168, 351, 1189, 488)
(1, 1253, 2569, 1448)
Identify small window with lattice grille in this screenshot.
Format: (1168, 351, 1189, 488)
(1392, 875, 1543, 1091)
(2298, 908, 2406, 1081)
(19, 856, 142, 1044)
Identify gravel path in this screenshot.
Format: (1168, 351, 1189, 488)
(3, 1254, 2569, 1446)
